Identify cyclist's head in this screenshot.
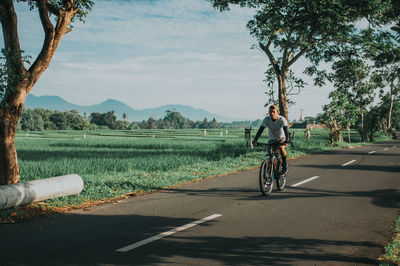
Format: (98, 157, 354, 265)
(269, 105, 279, 119)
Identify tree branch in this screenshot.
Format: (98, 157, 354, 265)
(28, 0, 78, 87)
(46, 2, 60, 16)
(0, 0, 27, 75)
(287, 47, 308, 67)
(287, 33, 302, 61)
(53, 1, 79, 45)
(37, 0, 55, 34)
(260, 40, 281, 76)
(287, 28, 316, 67)
(282, 28, 293, 76)
(28, 0, 56, 80)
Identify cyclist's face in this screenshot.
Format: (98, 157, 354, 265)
(269, 108, 278, 120)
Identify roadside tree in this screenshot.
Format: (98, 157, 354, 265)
(210, 0, 380, 121)
(330, 50, 377, 142)
(363, 28, 400, 134)
(364, 104, 387, 141)
(317, 89, 348, 145)
(0, 0, 93, 184)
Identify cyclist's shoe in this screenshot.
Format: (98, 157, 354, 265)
(281, 163, 288, 176)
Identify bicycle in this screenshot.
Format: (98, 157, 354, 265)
(257, 140, 293, 196)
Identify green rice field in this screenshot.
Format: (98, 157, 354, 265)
(9, 128, 390, 208)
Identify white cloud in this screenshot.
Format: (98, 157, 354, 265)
(3, 0, 329, 120)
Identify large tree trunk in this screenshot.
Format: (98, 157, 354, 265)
(360, 113, 365, 142)
(0, 109, 20, 185)
(388, 91, 394, 131)
(0, 82, 28, 185)
(347, 125, 351, 143)
(260, 42, 290, 122)
(277, 75, 289, 121)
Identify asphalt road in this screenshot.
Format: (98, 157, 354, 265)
(0, 140, 399, 265)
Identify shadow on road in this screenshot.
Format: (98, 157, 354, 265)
(0, 212, 380, 265)
(299, 163, 400, 173)
(274, 187, 400, 209)
(163, 185, 400, 209)
(131, 235, 379, 265)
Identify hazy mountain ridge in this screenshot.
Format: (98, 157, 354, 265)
(24, 94, 240, 122)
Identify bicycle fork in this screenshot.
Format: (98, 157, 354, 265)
(270, 155, 276, 181)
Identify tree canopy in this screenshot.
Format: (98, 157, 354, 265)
(211, 0, 390, 118)
(210, 0, 394, 121)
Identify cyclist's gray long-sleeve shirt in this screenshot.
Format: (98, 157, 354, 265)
(253, 115, 290, 142)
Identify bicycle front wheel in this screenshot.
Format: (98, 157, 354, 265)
(276, 172, 286, 191)
(259, 160, 273, 196)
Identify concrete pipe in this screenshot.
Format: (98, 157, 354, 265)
(0, 174, 84, 209)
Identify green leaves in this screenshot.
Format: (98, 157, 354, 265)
(210, 0, 381, 120)
(0, 49, 31, 105)
(17, 0, 94, 22)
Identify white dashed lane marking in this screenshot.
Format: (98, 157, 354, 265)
(115, 214, 223, 252)
(342, 160, 356, 167)
(291, 176, 320, 187)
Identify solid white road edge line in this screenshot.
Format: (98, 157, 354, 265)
(368, 151, 376, 154)
(342, 159, 356, 166)
(115, 214, 223, 252)
(291, 176, 320, 187)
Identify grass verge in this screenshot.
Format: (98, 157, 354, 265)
(378, 212, 400, 265)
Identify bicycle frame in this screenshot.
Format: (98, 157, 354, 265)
(266, 143, 281, 181)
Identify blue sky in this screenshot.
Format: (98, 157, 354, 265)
(5, 0, 331, 121)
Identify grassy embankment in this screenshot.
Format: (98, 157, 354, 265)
(379, 213, 400, 265)
(0, 128, 391, 220)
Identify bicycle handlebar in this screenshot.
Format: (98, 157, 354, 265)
(253, 130, 296, 149)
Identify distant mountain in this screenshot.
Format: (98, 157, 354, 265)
(25, 95, 78, 110)
(24, 94, 240, 122)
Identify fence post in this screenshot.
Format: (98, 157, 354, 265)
(245, 128, 253, 151)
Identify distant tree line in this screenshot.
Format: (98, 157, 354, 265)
(18, 108, 260, 131)
(221, 119, 262, 129)
(19, 109, 94, 131)
(139, 110, 220, 129)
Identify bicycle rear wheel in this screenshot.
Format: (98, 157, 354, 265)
(259, 160, 273, 196)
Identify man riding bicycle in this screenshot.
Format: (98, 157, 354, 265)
(252, 105, 290, 175)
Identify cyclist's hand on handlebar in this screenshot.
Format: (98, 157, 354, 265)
(282, 140, 291, 147)
(252, 140, 258, 147)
